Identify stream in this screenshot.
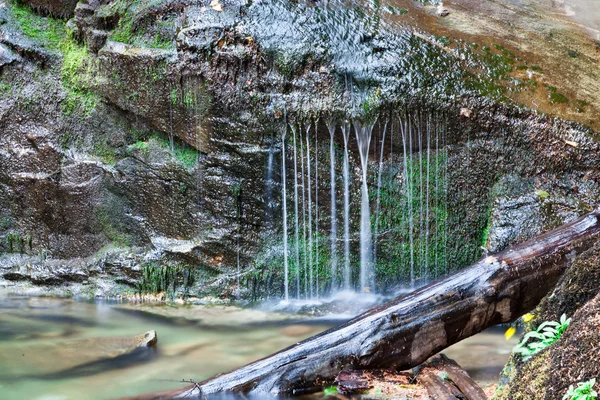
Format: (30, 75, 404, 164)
(0, 296, 519, 399)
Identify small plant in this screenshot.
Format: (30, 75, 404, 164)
(563, 379, 597, 400)
(513, 314, 571, 361)
(323, 386, 338, 396)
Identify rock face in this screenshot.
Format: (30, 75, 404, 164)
(22, 0, 79, 18)
(0, 0, 598, 300)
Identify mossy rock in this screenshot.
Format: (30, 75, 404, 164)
(493, 241, 600, 399)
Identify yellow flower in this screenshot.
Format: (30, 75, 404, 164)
(505, 326, 517, 340)
(522, 313, 535, 322)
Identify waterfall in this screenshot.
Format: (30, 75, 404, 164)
(373, 119, 388, 268)
(425, 115, 431, 279)
(292, 124, 301, 299)
(341, 121, 352, 290)
(281, 126, 289, 301)
(299, 125, 308, 298)
(354, 119, 375, 292)
(236, 234, 241, 299)
(400, 115, 415, 286)
(266, 143, 275, 224)
(327, 119, 338, 292)
(306, 125, 314, 299)
(417, 113, 424, 280)
(314, 122, 319, 299)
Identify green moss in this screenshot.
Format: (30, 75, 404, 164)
(8, 0, 66, 49)
(91, 143, 119, 164)
(138, 262, 195, 298)
(373, 150, 450, 284)
(8, 1, 100, 116)
(545, 85, 569, 104)
(108, 0, 176, 50)
(0, 216, 13, 231)
(60, 39, 100, 116)
(153, 136, 200, 169)
(94, 207, 131, 247)
(4, 232, 32, 254)
(127, 131, 201, 169)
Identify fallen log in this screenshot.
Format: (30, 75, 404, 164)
(132, 207, 600, 399)
(417, 354, 487, 400)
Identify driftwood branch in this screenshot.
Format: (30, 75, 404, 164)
(131, 207, 600, 399)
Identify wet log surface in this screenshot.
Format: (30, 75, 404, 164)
(417, 355, 487, 400)
(131, 208, 600, 399)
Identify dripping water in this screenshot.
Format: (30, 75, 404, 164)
(354, 119, 375, 292)
(373, 119, 388, 269)
(281, 124, 289, 301)
(341, 120, 352, 290)
(314, 121, 319, 299)
(292, 124, 301, 299)
(327, 119, 338, 292)
(306, 125, 314, 299)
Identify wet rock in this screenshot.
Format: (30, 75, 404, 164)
(0, 329, 158, 379)
(437, 5, 450, 17)
(21, 0, 79, 19)
(1, 0, 599, 303)
(486, 175, 542, 253)
(0, 43, 22, 67)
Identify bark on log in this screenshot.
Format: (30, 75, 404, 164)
(132, 207, 600, 399)
(417, 354, 487, 400)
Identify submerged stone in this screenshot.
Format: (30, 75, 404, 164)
(0, 329, 157, 380)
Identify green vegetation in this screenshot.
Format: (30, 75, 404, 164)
(9, 1, 100, 116)
(127, 132, 201, 169)
(61, 39, 100, 116)
(9, 0, 65, 49)
(513, 314, 571, 361)
(153, 136, 200, 169)
(0, 216, 13, 230)
(535, 189, 550, 199)
(108, 0, 175, 50)
(138, 262, 195, 298)
(323, 386, 339, 396)
(360, 88, 382, 124)
(385, 6, 408, 15)
(4, 232, 32, 254)
(94, 207, 132, 247)
(374, 149, 449, 284)
(545, 85, 569, 105)
(91, 142, 119, 164)
(563, 379, 598, 400)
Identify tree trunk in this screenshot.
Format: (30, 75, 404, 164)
(131, 207, 600, 399)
